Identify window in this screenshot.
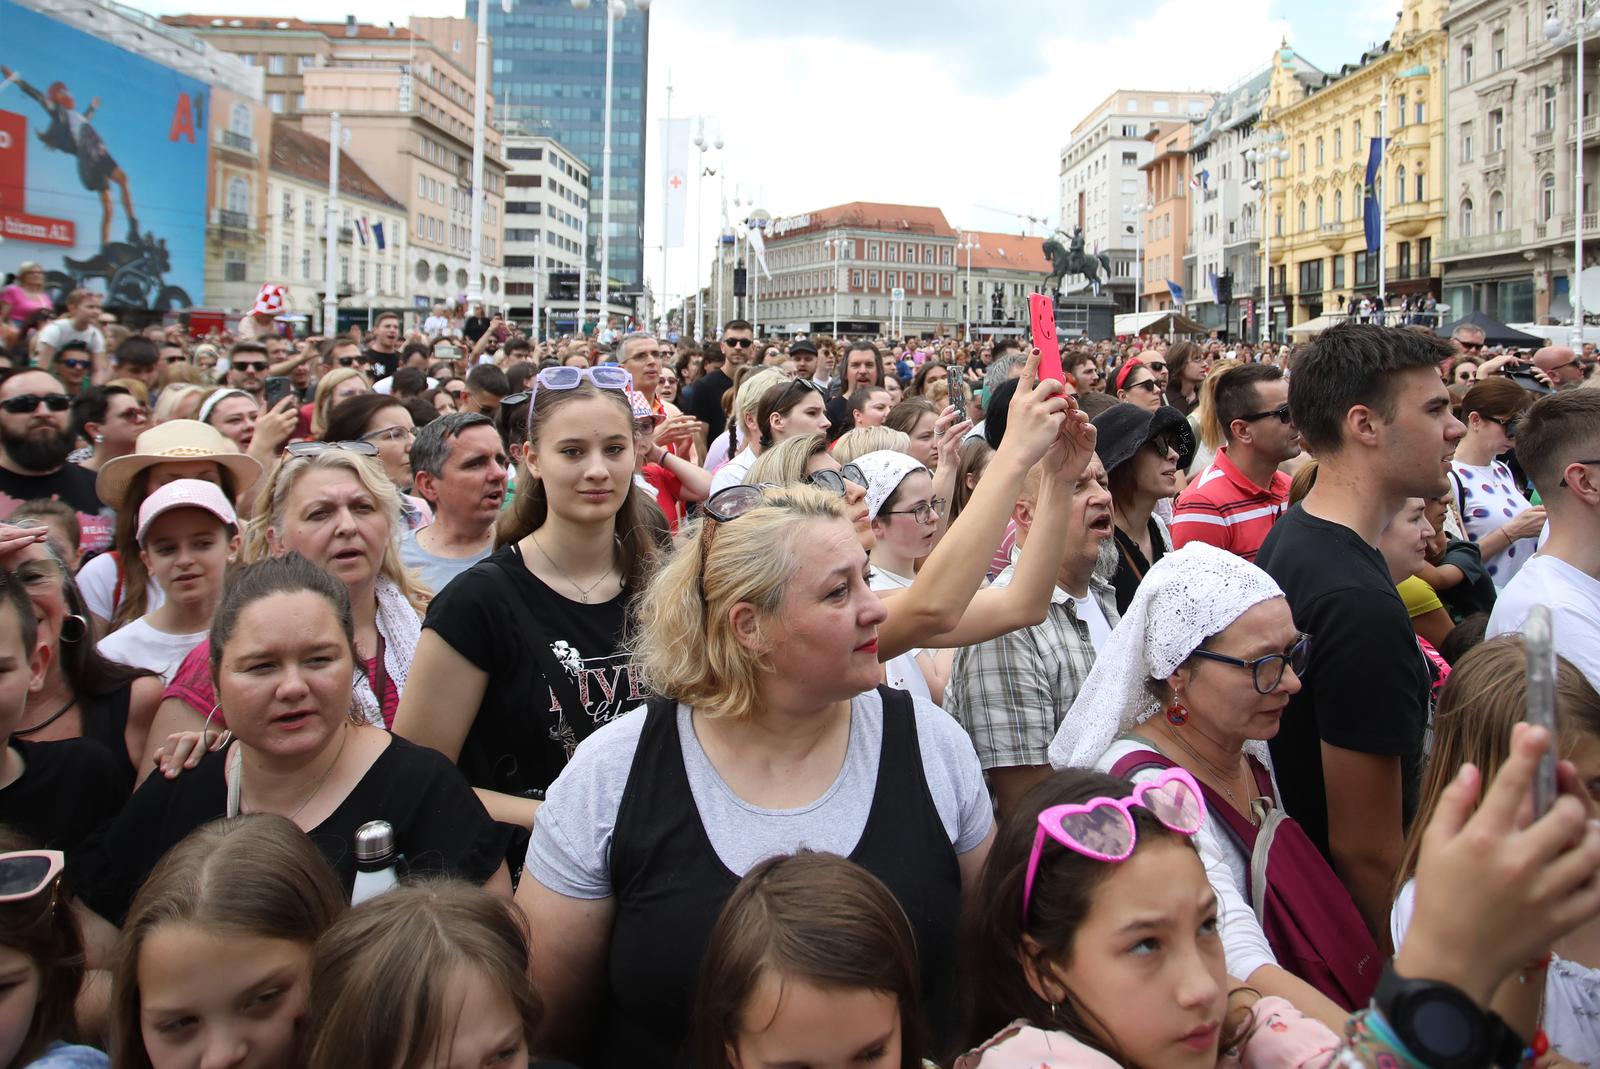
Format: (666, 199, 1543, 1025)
(1298, 200, 1306, 232)
(1492, 29, 1505, 71)
(1462, 43, 1475, 83)
(1543, 85, 1558, 131)
(297, 54, 315, 73)
(267, 54, 285, 74)
(1399, 241, 1412, 277)
(1334, 128, 1343, 159)
(266, 93, 284, 114)
(279, 244, 289, 274)
(1460, 198, 1475, 237)
(1490, 109, 1504, 151)
(1316, 195, 1325, 226)
(229, 103, 252, 139)
(1398, 95, 1407, 128)
(1274, 209, 1283, 237)
(226, 177, 249, 215)
(1121, 124, 1139, 137)
(1416, 170, 1426, 202)
(1316, 137, 1324, 165)
(1542, 173, 1557, 221)
(280, 189, 292, 221)
(340, 256, 349, 284)
(850, 270, 863, 287)
(224, 254, 246, 282)
(1353, 118, 1363, 147)
(1333, 253, 1346, 288)
(1419, 237, 1432, 276)
(1153, 99, 1171, 113)
(1461, 122, 1474, 162)
(301, 248, 312, 280)
(1491, 191, 1505, 231)
(1397, 165, 1407, 204)
(868, 270, 880, 288)
(1121, 152, 1138, 166)
(1334, 189, 1344, 222)
(1298, 143, 1306, 171)
(293, 93, 305, 112)
(304, 196, 314, 223)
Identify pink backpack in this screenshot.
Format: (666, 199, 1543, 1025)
(1112, 749, 1381, 1010)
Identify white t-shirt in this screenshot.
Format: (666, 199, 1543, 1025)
(78, 552, 164, 622)
(1487, 553, 1600, 694)
(869, 566, 934, 702)
(1070, 590, 1113, 653)
(704, 430, 735, 473)
(707, 447, 757, 495)
(96, 617, 207, 683)
(1451, 459, 1536, 585)
(36, 319, 105, 356)
(373, 374, 439, 395)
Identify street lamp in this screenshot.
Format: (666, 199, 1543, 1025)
(572, 0, 650, 339)
(958, 232, 979, 341)
(691, 119, 723, 342)
(1548, 2, 1598, 348)
(1246, 137, 1289, 343)
(822, 234, 846, 339)
(1122, 198, 1155, 316)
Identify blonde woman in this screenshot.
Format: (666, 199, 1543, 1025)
(706, 366, 792, 494)
(309, 367, 372, 439)
(144, 445, 429, 776)
(832, 426, 911, 465)
(1185, 357, 1241, 476)
(150, 384, 206, 424)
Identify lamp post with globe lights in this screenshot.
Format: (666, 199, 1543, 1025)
(1122, 198, 1155, 317)
(691, 119, 722, 342)
(1245, 136, 1289, 343)
(823, 234, 847, 338)
(1548, 1, 1598, 347)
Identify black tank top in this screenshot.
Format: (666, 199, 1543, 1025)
(597, 686, 962, 1068)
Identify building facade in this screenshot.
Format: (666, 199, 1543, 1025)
(162, 14, 506, 323)
(1139, 122, 1194, 312)
(1261, 0, 1448, 331)
(485, 0, 649, 311)
(1059, 89, 1217, 313)
(1436, 0, 1594, 326)
(961, 232, 1051, 336)
(266, 122, 408, 327)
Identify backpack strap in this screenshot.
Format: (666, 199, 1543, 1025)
(1109, 748, 1177, 780)
(488, 550, 600, 747)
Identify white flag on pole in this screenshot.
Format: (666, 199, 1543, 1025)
(661, 118, 690, 248)
(747, 224, 772, 280)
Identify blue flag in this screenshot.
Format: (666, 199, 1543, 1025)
(373, 221, 386, 251)
(1363, 137, 1385, 253)
(1167, 279, 1185, 304)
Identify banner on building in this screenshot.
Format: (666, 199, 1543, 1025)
(0, 0, 208, 310)
(660, 117, 689, 248)
(1363, 137, 1386, 254)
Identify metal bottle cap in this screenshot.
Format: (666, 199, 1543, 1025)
(354, 820, 395, 863)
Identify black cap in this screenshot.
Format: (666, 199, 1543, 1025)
(984, 377, 1021, 450)
(789, 337, 818, 356)
(1092, 403, 1196, 474)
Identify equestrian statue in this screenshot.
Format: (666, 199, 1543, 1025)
(1042, 226, 1112, 298)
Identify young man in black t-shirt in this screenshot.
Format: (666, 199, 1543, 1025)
(0, 370, 111, 553)
(1255, 323, 1463, 950)
(362, 311, 405, 380)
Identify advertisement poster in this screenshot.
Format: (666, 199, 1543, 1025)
(0, 0, 208, 310)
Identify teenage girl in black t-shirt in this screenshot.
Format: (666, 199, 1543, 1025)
(394, 367, 669, 835)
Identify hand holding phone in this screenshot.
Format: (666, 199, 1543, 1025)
(1027, 293, 1064, 383)
(1525, 606, 1559, 817)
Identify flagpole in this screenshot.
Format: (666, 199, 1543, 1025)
(322, 111, 341, 336)
(660, 75, 671, 336)
(468, 0, 489, 319)
(1378, 77, 1388, 325)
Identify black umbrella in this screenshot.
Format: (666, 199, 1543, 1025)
(1435, 310, 1545, 348)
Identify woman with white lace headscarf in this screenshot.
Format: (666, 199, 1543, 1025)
(1048, 542, 1368, 1030)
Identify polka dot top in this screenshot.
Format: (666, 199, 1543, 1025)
(1451, 459, 1535, 587)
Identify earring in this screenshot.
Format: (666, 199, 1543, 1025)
(93, 435, 104, 444)
(1165, 695, 1189, 726)
(58, 614, 88, 644)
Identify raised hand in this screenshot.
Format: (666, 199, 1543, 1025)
(995, 348, 1070, 469)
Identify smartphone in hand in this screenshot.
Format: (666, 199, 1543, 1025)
(263, 376, 294, 410)
(1028, 293, 1064, 383)
(1524, 605, 1559, 817)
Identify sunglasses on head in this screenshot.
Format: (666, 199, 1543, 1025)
(1, 393, 70, 414)
(0, 850, 64, 904)
(528, 365, 632, 409)
(805, 463, 867, 497)
(1023, 768, 1205, 918)
(1241, 403, 1293, 425)
(283, 440, 380, 459)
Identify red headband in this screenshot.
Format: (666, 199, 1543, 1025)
(1114, 359, 1147, 393)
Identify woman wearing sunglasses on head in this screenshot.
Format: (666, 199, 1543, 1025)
(1047, 543, 1374, 1028)
(1449, 378, 1542, 587)
(140, 444, 429, 772)
(393, 364, 670, 861)
(517, 482, 994, 1068)
(321, 393, 433, 533)
(754, 378, 832, 454)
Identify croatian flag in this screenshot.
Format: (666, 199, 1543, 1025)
(356, 218, 371, 247)
(372, 221, 386, 251)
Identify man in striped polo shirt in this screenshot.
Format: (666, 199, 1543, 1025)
(1170, 363, 1300, 561)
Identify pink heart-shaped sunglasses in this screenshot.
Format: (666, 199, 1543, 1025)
(1022, 768, 1207, 920)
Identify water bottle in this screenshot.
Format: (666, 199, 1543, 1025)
(351, 820, 402, 905)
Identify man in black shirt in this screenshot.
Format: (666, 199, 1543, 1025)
(1255, 323, 1462, 948)
(825, 339, 886, 432)
(224, 341, 270, 403)
(688, 320, 754, 449)
(363, 311, 404, 380)
(0, 370, 110, 552)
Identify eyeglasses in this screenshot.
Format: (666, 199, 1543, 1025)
(1188, 633, 1311, 694)
(1, 393, 70, 414)
(723, 338, 755, 348)
(336, 357, 363, 368)
(1125, 379, 1160, 394)
(163, 354, 189, 365)
(118, 407, 150, 423)
(805, 463, 867, 497)
(59, 358, 91, 371)
(0, 850, 64, 903)
(655, 349, 676, 358)
(528, 365, 632, 409)
(233, 361, 269, 372)
(283, 440, 380, 459)
(1559, 459, 1600, 488)
(1142, 360, 1168, 373)
(1548, 357, 1586, 374)
(1022, 768, 1205, 918)
(1146, 433, 1184, 458)
(1458, 341, 1485, 351)
(360, 425, 415, 444)
(883, 497, 947, 525)
(1240, 403, 1293, 425)
(1485, 415, 1521, 439)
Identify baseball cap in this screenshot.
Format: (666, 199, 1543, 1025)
(136, 479, 239, 546)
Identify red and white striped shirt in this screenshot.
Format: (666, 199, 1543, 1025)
(1170, 447, 1290, 562)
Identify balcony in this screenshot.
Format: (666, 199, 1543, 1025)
(1561, 213, 1600, 235)
(1387, 199, 1436, 237)
(1319, 221, 1352, 251)
(1569, 114, 1600, 143)
(320, 226, 355, 244)
(217, 129, 256, 157)
(214, 209, 250, 231)
(1437, 229, 1526, 259)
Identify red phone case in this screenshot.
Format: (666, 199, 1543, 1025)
(1028, 293, 1064, 383)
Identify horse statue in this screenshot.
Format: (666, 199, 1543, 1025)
(1042, 226, 1112, 297)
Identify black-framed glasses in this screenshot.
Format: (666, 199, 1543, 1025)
(1559, 459, 1600, 488)
(724, 338, 754, 348)
(883, 497, 947, 525)
(1241, 403, 1293, 425)
(1189, 634, 1311, 695)
(0, 393, 70, 414)
(232, 361, 269, 372)
(1486, 415, 1521, 439)
(1125, 378, 1160, 394)
(1147, 433, 1184, 458)
(284, 440, 380, 458)
(703, 483, 770, 522)
(1458, 341, 1484, 351)
(805, 463, 867, 497)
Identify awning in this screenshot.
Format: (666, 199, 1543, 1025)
(1286, 314, 1342, 337)
(1113, 310, 1209, 336)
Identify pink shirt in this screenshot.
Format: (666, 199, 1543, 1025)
(0, 285, 52, 326)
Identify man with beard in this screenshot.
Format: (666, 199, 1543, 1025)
(944, 453, 1119, 819)
(1254, 323, 1462, 947)
(824, 340, 885, 432)
(224, 342, 270, 402)
(0, 370, 111, 552)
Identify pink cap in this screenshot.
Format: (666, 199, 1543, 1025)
(136, 479, 238, 545)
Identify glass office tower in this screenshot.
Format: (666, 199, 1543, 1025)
(481, 0, 649, 304)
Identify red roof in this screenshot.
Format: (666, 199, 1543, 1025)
(804, 202, 956, 238)
(964, 231, 1049, 273)
(161, 14, 416, 40)
(270, 122, 405, 211)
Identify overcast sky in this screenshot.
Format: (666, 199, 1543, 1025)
(142, 0, 1400, 305)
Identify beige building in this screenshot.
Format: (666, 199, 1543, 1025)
(960, 231, 1051, 336)
(1437, 0, 1594, 326)
(1139, 122, 1195, 312)
(163, 14, 506, 322)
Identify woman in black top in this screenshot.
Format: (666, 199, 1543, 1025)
(394, 366, 668, 839)
(1092, 403, 1195, 614)
(70, 554, 509, 930)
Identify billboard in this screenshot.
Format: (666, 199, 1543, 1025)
(0, 0, 208, 311)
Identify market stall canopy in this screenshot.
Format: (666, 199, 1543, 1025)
(1286, 314, 1342, 337)
(1434, 310, 1545, 348)
(1113, 310, 1208, 336)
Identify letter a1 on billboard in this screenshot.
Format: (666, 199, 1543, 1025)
(0, 0, 208, 311)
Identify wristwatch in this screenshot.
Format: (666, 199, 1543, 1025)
(1373, 963, 1526, 1069)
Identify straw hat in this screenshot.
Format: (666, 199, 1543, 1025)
(96, 420, 263, 509)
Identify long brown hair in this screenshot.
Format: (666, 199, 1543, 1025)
(0, 826, 84, 1068)
(493, 380, 667, 592)
(1396, 636, 1600, 892)
(692, 852, 924, 1069)
(306, 880, 541, 1069)
(109, 814, 346, 1069)
(110, 462, 240, 629)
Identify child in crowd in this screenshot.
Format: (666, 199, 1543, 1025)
(109, 814, 346, 1069)
(95, 481, 238, 682)
(692, 852, 926, 1069)
(306, 880, 557, 1069)
(0, 829, 106, 1068)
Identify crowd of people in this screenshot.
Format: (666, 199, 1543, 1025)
(0, 272, 1594, 1067)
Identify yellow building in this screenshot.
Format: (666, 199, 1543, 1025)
(1261, 0, 1448, 333)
